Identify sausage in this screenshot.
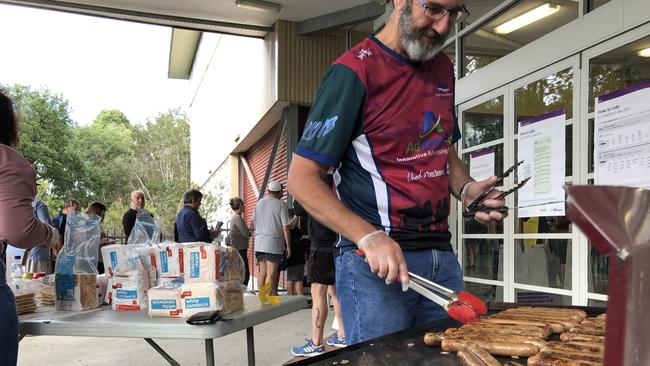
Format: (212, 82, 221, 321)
(441, 339, 539, 357)
(559, 332, 605, 343)
(567, 325, 606, 336)
(456, 349, 487, 366)
(503, 307, 587, 320)
(441, 331, 547, 348)
(489, 314, 574, 332)
(460, 323, 550, 338)
(480, 318, 550, 329)
(467, 343, 501, 366)
(562, 341, 605, 353)
(542, 341, 604, 355)
(423, 332, 444, 346)
(527, 353, 602, 366)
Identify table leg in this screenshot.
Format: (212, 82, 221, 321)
(205, 339, 215, 366)
(247, 327, 255, 366)
(144, 338, 181, 366)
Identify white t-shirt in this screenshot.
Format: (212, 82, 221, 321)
(252, 196, 289, 255)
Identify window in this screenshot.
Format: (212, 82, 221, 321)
(465, 281, 503, 303)
(463, 239, 503, 281)
(588, 35, 650, 113)
(514, 239, 572, 289)
(462, 0, 578, 76)
(515, 289, 572, 305)
(462, 96, 504, 148)
(587, 0, 612, 12)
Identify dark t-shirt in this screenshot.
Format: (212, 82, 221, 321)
(122, 209, 137, 243)
(286, 226, 306, 267)
(294, 195, 337, 253)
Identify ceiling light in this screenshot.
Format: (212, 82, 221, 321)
(637, 48, 650, 57)
(494, 3, 561, 34)
(235, 0, 281, 13)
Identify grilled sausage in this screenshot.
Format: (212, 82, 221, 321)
(456, 349, 487, 366)
(467, 343, 501, 366)
(480, 318, 550, 329)
(527, 353, 603, 366)
(460, 322, 551, 338)
(440, 331, 546, 348)
(442, 339, 539, 357)
(423, 332, 444, 346)
(559, 332, 605, 343)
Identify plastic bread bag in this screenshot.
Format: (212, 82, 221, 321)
(154, 241, 183, 279)
(111, 270, 149, 311)
(180, 281, 219, 319)
(148, 278, 184, 318)
(127, 210, 160, 246)
(217, 245, 246, 283)
(101, 244, 129, 276)
(55, 210, 101, 311)
(216, 280, 245, 314)
(96, 273, 109, 305)
(113, 244, 157, 283)
(182, 243, 217, 283)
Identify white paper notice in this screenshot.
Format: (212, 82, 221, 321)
(470, 147, 495, 181)
(594, 82, 650, 188)
(517, 110, 566, 218)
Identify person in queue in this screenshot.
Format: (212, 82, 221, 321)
(25, 198, 54, 274)
(251, 181, 291, 296)
(85, 201, 112, 273)
(225, 197, 252, 287)
(175, 189, 220, 243)
(291, 193, 347, 357)
(52, 198, 80, 244)
(0, 89, 59, 365)
(122, 190, 153, 243)
(287, 0, 506, 345)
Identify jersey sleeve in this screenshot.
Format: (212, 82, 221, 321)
(295, 63, 366, 167)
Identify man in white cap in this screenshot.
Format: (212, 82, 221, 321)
(251, 181, 291, 296)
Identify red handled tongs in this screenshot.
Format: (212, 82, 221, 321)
(356, 250, 487, 323)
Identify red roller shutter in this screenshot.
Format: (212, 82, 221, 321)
(242, 123, 288, 289)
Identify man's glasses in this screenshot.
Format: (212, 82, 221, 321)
(417, 0, 470, 23)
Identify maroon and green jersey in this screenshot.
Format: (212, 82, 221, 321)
(295, 35, 460, 252)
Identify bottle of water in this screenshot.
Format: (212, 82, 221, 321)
(9, 255, 24, 279)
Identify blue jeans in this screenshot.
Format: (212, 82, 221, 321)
(0, 260, 19, 366)
(335, 249, 463, 345)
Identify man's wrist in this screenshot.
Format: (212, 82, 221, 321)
(357, 230, 385, 249)
(459, 179, 476, 210)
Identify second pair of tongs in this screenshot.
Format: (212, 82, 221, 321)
(463, 161, 530, 219)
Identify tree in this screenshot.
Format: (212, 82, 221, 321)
(5, 84, 87, 202)
(130, 109, 192, 235)
(75, 109, 134, 204)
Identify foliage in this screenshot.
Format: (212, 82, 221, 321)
(5, 84, 193, 239)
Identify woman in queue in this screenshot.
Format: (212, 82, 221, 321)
(0, 90, 59, 366)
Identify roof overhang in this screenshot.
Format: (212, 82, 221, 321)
(232, 100, 289, 153)
(168, 29, 201, 79)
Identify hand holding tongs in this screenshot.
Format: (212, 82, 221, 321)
(463, 161, 530, 219)
(356, 250, 487, 323)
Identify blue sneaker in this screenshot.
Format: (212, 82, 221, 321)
(291, 339, 325, 357)
(326, 335, 346, 348)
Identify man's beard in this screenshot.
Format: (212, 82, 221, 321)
(398, 3, 447, 62)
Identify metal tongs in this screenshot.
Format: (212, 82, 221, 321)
(408, 271, 487, 323)
(356, 250, 487, 323)
(463, 160, 531, 219)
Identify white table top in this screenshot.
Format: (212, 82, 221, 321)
(20, 295, 308, 339)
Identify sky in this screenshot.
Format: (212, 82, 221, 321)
(0, 3, 190, 125)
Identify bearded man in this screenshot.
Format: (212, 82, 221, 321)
(287, 0, 507, 345)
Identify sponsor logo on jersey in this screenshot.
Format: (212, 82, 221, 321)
(301, 116, 338, 141)
(356, 48, 373, 61)
(403, 111, 451, 155)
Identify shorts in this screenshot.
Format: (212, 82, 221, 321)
(307, 250, 335, 285)
(255, 251, 284, 265)
(286, 264, 305, 281)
